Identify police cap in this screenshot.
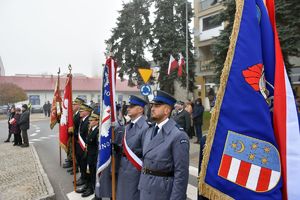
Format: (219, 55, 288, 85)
(151, 90, 177, 107)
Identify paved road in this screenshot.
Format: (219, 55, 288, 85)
(0, 114, 201, 200)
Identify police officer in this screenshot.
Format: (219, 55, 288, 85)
(64, 97, 85, 171)
(82, 111, 100, 198)
(139, 90, 190, 200)
(75, 103, 93, 190)
(116, 95, 149, 200)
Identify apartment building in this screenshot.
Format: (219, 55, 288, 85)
(193, 0, 224, 109)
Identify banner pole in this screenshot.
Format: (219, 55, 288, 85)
(72, 135, 77, 191)
(111, 125, 116, 200)
(59, 145, 62, 166)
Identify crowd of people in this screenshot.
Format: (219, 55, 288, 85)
(4, 104, 30, 147)
(61, 90, 205, 200)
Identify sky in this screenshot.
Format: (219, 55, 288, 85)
(0, 0, 126, 77)
(0, 0, 192, 77)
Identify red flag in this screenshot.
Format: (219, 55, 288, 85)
(59, 74, 74, 151)
(167, 55, 178, 75)
(106, 57, 117, 123)
(178, 53, 185, 77)
(50, 75, 62, 129)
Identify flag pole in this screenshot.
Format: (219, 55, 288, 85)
(111, 125, 116, 200)
(186, 0, 189, 100)
(68, 65, 77, 191)
(58, 67, 62, 167)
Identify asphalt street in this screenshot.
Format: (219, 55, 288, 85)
(0, 114, 201, 200)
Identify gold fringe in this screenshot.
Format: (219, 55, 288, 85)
(68, 126, 74, 134)
(198, 0, 244, 199)
(50, 120, 57, 130)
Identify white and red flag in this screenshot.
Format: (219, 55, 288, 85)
(266, 1, 300, 199)
(59, 74, 74, 151)
(167, 55, 178, 75)
(50, 74, 62, 129)
(178, 53, 185, 77)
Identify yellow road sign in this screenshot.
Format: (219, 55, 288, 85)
(138, 68, 152, 83)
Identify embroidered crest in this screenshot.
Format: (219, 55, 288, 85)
(218, 131, 281, 192)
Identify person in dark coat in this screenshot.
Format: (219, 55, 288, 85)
(139, 90, 190, 200)
(173, 101, 191, 135)
(193, 98, 204, 144)
(18, 104, 30, 147)
(10, 108, 22, 146)
(117, 95, 149, 200)
(81, 111, 100, 198)
(5, 106, 15, 143)
(75, 104, 92, 192)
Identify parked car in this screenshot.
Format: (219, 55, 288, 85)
(0, 105, 9, 115)
(31, 105, 43, 113)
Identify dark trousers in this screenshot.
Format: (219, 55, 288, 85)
(88, 159, 97, 191)
(76, 142, 87, 180)
(21, 129, 29, 145)
(6, 131, 12, 141)
(14, 133, 22, 145)
(194, 123, 202, 142)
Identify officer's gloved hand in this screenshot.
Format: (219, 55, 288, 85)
(111, 142, 122, 155)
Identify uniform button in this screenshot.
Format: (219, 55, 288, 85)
(149, 176, 152, 179)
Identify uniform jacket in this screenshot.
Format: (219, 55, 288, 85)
(73, 111, 81, 138)
(117, 115, 149, 200)
(8, 112, 15, 133)
(79, 116, 90, 143)
(173, 109, 191, 134)
(18, 110, 30, 130)
(86, 126, 99, 165)
(139, 118, 190, 200)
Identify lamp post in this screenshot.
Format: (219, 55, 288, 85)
(186, 0, 189, 100)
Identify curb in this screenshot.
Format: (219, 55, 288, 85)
(31, 146, 56, 200)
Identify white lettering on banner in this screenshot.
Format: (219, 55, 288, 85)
(100, 141, 111, 150)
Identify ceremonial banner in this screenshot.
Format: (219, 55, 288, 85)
(50, 74, 62, 129)
(199, 0, 300, 199)
(59, 74, 74, 151)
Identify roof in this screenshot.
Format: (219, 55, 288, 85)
(0, 75, 138, 92)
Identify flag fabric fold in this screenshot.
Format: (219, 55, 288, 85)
(167, 55, 178, 75)
(178, 53, 185, 77)
(59, 74, 73, 151)
(199, 0, 300, 199)
(95, 57, 116, 197)
(50, 75, 62, 129)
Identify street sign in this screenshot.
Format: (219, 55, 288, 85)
(140, 84, 152, 96)
(138, 68, 152, 83)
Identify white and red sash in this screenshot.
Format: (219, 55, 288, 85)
(122, 130, 143, 171)
(78, 133, 86, 151)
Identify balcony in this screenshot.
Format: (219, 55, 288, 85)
(200, 0, 222, 11)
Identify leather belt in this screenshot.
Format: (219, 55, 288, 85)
(142, 167, 174, 177)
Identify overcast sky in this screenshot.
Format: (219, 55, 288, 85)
(0, 0, 192, 77)
(0, 0, 127, 76)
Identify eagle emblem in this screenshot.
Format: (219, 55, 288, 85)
(242, 63, 273, 106)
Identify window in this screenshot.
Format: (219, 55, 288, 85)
(29, 95, 40, 105)
(202, 14, 222, 31)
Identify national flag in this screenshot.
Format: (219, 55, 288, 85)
(167, 54, 178, 75)
(266, 1, 300, 199)
(50, 74, 62, 129)
(199, 0, 299, 199)
(59, 74, 74, 151)
(178, 53, 185, 77)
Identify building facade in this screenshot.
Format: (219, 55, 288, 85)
(193, 0, 224, 110)
(0, 74, 140, 110)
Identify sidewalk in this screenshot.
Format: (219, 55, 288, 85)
(0, 143, 54, 200)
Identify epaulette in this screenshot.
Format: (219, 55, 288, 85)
(175, 124, 184, 131)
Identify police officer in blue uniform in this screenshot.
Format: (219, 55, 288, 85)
(139, 90, 190, 200)
(116, 95, 150, 200)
